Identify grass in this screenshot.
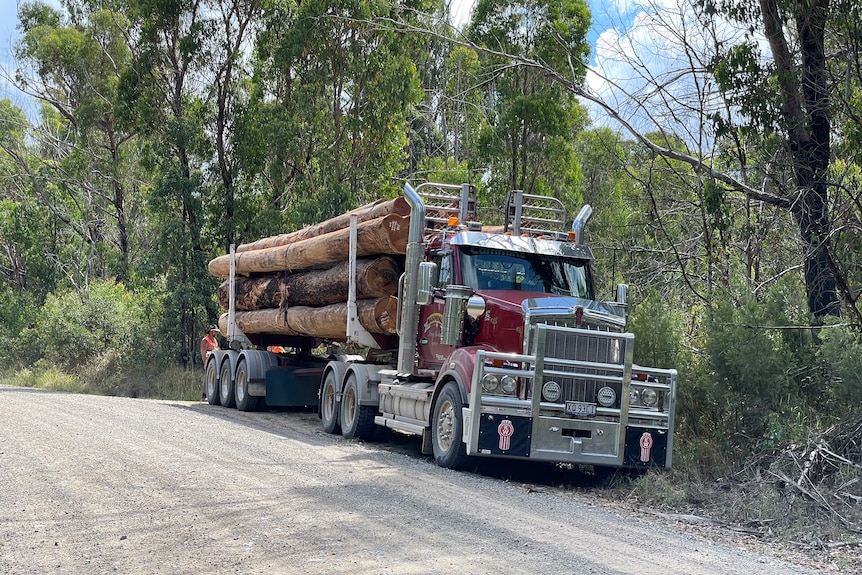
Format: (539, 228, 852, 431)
(0, 356, 203, 401)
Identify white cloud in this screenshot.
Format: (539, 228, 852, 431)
(585, 0, 768, 149)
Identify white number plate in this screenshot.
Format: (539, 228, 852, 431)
(565, 401, 596, 417)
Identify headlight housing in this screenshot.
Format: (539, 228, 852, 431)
(481, 372, 518, 396)
(542, 380, 561, 402)
(482, 374, 499, 394)
(500, 375, 517, 394)
(596, 386, 616, 407)
(629, 386, 661, 409)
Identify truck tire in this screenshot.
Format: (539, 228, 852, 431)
(205, 360, 221, 406)
(320, 370, 341, 434)
(219, 360, 236, 408)
(234, 359, 260, 412)
(340, 373, 376, 440)
(432, 382, 470, 470)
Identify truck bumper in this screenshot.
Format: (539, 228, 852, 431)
(466, 410, 671, 469)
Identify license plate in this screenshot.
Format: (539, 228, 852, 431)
(565, 401, 596, 417)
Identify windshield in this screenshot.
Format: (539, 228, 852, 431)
(459, 246, 593, 299)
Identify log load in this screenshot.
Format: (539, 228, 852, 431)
(207, 214, 409, 278)
(236, 197, 410, 253)
(217, 257, 401, 310)
(218, 297, 399, 339)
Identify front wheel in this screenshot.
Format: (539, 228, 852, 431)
(432, 382, 470, 470)
(205, 359, 220, 406)
(320, 370, 341, 434)
(340, 374, 376, 440)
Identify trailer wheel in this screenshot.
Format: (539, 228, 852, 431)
(340, 373, 376, 440)
(320, 370, 341, 434)
(432, 382, 469, 470)
(205, 359, 221, 406)
(234, 359, 260, 412)
(219, 360, 236, 408)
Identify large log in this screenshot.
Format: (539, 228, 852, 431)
(236, 197, 411, 253)
(208, 214, 408, 277)
(217, 257, 401, 310)
(218, 297, 399, 339)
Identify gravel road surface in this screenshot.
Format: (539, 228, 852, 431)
(0, 385, 824, 574)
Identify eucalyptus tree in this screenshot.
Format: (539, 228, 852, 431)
(245, 0, 429, 233)
(466, 0, 591, 210)
(13, 0, 145, 287)
(119, 0, 217, 365)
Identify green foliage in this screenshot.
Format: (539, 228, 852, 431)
(628, 290, 683, 370)
(25, 280, 147, 371)
(700, 277, 832, 453)
(469, 0, 590, 201)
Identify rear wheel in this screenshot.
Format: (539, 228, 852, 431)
(219, 361, 236, 408)
(340, 374, 376, 440)
(205, 360, 220, 406)
(432, 382, 469, 470)
(320, 370, 340, 434)
(235, 359, 260, 412)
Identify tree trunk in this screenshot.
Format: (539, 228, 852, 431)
(218, 297, 399, 339)
(207, 214, 409, 277)
(217, 257, 401, 309)
(236, 197, 410, 252)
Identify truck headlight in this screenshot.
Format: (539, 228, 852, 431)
(482, 374, 499, 393)
(597, 386, 616, 407)
(500, 375, 517, 395)
(641, 388, 658, 407)
(542, 380, 561, 402)
(629, 388, 641, 406)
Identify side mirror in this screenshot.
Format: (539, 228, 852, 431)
(416, 261, 439, 305)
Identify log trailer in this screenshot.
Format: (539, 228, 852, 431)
(204, 182, 677, 471)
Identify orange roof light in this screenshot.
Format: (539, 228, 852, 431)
(567, 231, 577, 242)
(448, 216, 459, 227)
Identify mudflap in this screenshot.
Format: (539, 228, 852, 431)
(477, 413, 532, 458)
(624, 427, 669, 468)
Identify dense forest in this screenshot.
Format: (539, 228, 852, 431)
(2, 0, 862, 490)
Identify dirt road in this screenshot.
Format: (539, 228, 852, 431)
(0, 385, 821, 574)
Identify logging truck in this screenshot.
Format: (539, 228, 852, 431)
(203, 182, 677, 471)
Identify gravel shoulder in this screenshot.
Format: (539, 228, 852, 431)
(0, 385, 836, 574)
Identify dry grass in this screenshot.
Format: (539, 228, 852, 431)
(617, 418, 862, 573)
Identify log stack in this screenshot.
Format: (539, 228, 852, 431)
(210, 199, 409, 343)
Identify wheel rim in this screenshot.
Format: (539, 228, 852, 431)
(343, 386, 356, 429)
(236, 365, 247, 403)
(323, 381, 336, 423)
(436, 398, 456, 452)
(206, 365, 217, 397)
(220, 369, 230, 400)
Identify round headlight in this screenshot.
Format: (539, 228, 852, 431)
(597, 386, 616, 407)
(641, 388, 659, 407)
(542, 380, 561, 402)
(482, 374, 499, 393)
(500, 375, 517, 394)
(629, 388, 641, 406)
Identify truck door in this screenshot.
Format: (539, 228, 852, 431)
(417, 251, 452, 370)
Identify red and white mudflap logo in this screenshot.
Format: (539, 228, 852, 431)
(498, 419, 514, 451)
(639, 432, 654, 463)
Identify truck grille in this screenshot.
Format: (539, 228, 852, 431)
(527, 323, 628, 409)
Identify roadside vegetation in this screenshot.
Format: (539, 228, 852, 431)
(2, 0, 861, 567)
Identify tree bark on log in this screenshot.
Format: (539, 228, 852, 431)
(218, 297, 399, 339)
(217, 257, 401, 309)
(236, 197, 410, 253)
(208, 214, 409, 277)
